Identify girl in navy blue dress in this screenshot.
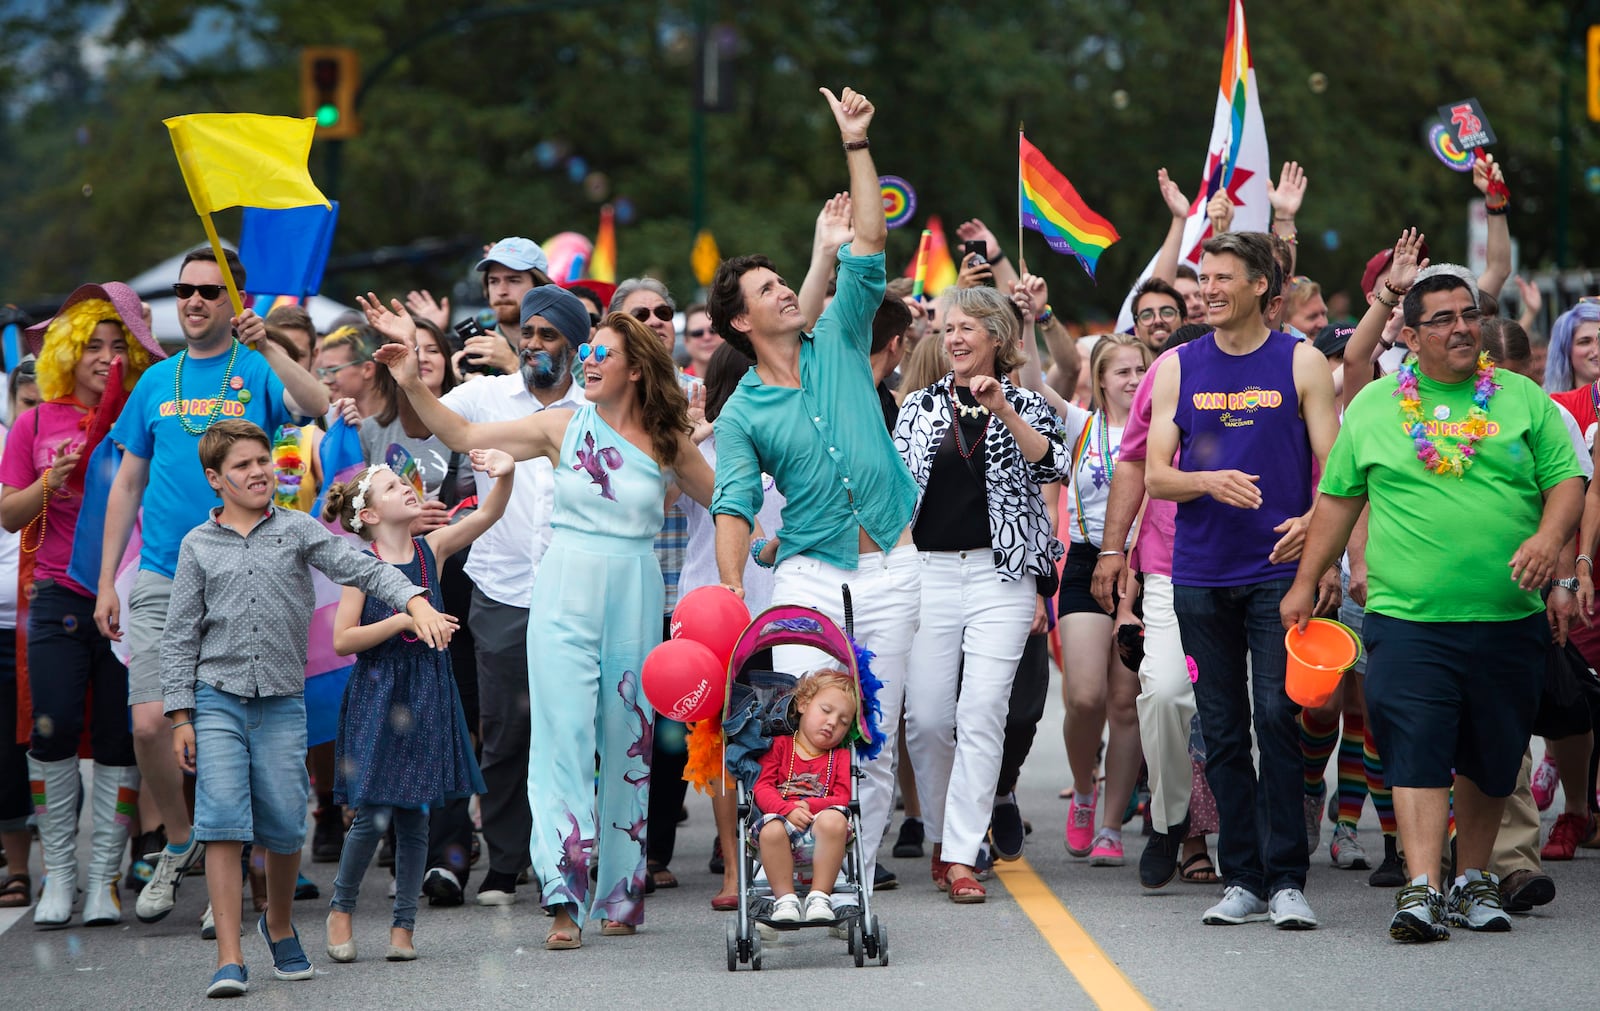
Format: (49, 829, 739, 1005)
(319, 448, 513, 962)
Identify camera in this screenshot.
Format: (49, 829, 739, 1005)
(452, 317, 500, 376)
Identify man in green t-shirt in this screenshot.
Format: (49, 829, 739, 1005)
(1281, 273, 1583, 944)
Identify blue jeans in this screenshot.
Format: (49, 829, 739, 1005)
(332, 805, 429, 931)
(192, 684, 310, 854)
(1173, 578, 1307, 898)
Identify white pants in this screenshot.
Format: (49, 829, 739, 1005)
(1135, 574, 1196, 833)
(771, 544, 921, 887)
(903, 552, 1035, 866)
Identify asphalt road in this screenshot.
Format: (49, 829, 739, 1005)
(2, 668, 1593, 1009)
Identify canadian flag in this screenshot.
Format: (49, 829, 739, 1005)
(1116, 0, 1271, 330)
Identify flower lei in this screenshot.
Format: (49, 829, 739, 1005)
(1394, 351, 1499, 477)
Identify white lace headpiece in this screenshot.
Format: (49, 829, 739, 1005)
(349, 463, 392, 532)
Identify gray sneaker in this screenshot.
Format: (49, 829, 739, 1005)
(1330, 824, 1370, 870)
(1202, 885, 1268, 925)
(1447, 869, 1511, 932)
(136, 834, 205, 923)
(1389, 876, 1450, 943)
(1268, 887, 1318, 929)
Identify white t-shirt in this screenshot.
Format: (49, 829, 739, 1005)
(439, 375, 586, 608)
(680, 434, 784, 613)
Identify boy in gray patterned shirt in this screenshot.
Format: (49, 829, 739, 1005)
(161, 420, 456, 997)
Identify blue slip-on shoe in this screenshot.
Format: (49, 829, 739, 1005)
(206, 963, 248, 998)
(257, 913, 315, 980)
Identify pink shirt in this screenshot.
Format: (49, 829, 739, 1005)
(1118, 348, 1177, 578)
(0, 403, 92, 596)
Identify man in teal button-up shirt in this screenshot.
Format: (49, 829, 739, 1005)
(707, 86, 921, 891)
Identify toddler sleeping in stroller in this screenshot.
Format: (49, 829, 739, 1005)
(751, 668, 857, 924)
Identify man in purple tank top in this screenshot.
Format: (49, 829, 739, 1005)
(1145, 232, 1341, 930)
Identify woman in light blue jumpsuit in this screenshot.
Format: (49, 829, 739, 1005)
(373, 306, 715, 949)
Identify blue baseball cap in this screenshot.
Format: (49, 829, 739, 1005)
(476, 237, 549, 276)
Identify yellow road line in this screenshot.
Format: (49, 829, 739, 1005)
(993, 858, 1153, 1010)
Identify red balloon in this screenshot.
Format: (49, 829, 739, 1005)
(643, 638, 726, 723)
(670, 586, 750, 669)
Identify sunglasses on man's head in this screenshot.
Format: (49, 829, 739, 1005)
(172, 283, 228, 301)
(14, 359, 36, 377)
(577, 342, 612, 364)
(629, 305, 674, 323)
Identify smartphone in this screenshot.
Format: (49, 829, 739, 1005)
(452, 317, 498, 375)
(963, 240, 989, 269)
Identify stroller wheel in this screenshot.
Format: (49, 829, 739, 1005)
(863, 914, 880, 959)
(845, 917, 857, 955)
(726, 920, 738, 972)
(750, 931, 763, 971)
(875, 921, 889, 967)
(850, 919, 865, 967)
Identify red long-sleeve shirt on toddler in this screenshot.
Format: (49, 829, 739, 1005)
(752, 735, 853, 816)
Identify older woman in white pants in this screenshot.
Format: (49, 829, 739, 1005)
(895, 286, 1067, 902)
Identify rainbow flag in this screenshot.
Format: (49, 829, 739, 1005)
(901, 215, 957, 297)
(589, 204, 617, 283)
(1217, 0, 1251, 190)
(1018, 133, 1120, 280)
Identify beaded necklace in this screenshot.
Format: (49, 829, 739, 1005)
(172, 340, 242, 436)
(371, 536, 430, 643)
(1394, 351, 1499, 477)
(782, 733, 835, 799)
(949, 384, 991, 459)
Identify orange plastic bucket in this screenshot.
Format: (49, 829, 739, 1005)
(1284, 619, 1362, 708)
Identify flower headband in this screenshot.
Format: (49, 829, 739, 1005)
(349, 463, 391, 532)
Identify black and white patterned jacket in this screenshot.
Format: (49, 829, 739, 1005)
(893, 373, 1069, 582)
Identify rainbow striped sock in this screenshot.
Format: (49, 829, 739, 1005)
(115, 785, 139, 830)
(1299, 710, 1338, 796)
(1363, 722, 1396, 837)
(1335, 712, 1368, 826)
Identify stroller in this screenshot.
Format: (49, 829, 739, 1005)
(708, 590, 889, 970)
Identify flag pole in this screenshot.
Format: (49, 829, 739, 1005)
(198, 211, 245, 317)
(1016, 123, 1026, 277)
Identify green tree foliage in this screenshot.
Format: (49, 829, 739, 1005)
(1, 0, 1594, 320)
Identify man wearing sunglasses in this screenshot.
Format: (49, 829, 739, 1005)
(1132, 278, 1188, 352)
(94, 246, 327, 926)
(709, 86, 920, 894)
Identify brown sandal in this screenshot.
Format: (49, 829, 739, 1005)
(600, 920, 636, 936)
(0, 873, 30, 909)
(931, 845, 951, 891)
(544, 926, 581, 950)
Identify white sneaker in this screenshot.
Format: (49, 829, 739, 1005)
(200, 902, 216, 940)
(136, 834, 204, 923)
(1202, 885, 1269, 925)
(803, 891, 834, 923)
(769, 894, 802, 923)
(1268, 887, 1318, 929)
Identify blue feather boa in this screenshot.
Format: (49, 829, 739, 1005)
(851, 639, 885, 761)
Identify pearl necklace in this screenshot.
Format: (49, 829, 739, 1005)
(173, 340, 242, 435)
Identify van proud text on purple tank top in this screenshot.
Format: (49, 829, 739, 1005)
(1171, 331, 1311, 587)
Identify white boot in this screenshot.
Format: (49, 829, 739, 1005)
(83, 763, 139, 926)
(28, 755, 80, 929)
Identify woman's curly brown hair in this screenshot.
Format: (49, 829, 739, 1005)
(597, 312, 691, 468)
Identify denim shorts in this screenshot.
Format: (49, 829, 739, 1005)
(750, 805, 852, 866)
(192, 683, 310, 854)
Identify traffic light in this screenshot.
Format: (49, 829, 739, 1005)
(1589, 25, 1600, 123)
(300, 47, 360, 140)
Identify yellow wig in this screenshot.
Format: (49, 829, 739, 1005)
(35, 298, 154, 402)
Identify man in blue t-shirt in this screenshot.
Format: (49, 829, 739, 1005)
(707, 86, 920, 892)
(93, 247, 328, 925)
